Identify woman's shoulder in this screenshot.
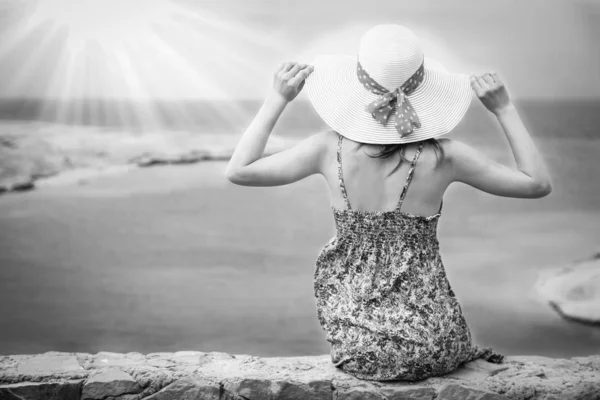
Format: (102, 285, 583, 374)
(433, 137, 480, 165)
(294, 129, 338, 156)
(321, 129, 340, 143)
(297, 130, 339, 175)
(419, 137, 488, 180)
(433, 137, 499, 183)
(311, 129, 340, 153)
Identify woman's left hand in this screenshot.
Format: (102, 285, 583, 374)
(271, 62, 314, 102)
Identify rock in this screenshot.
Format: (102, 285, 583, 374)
(145, 375, 221, 400)
(335, 386, 385, 399)
(171, 150, 211, 164)
(130, 153, 170, 167)
(1, 351, 600, 400)
(222, 378, 333, 400)
(9, 179, 35, 191)
(380, 385, 436, 400)
(30, 169, 60, 180)
(16, 353, 84, 376)
(0, 379, 82, 400)
(131, 149, 232, 168)
(305, 380, 333, 400)
(171, 350, 205, 365)
(82, 368, 141, 399)
(437, 383, 510, 399)
(441, 359, 511, 382)
(222, 378, 274, 399)
(535, 252, 600, 325)
(89, 351, 148, 368)
(0, 175, 35, 193)
(572, 354, 600, 370)
(0, 136, 17, 148)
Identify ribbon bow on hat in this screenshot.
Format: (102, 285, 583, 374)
(357, 60, 425, 137)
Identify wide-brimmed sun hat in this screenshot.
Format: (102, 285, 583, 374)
(305, 24, 473, 144)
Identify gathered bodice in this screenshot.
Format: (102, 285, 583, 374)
(332, 207, 440, 241)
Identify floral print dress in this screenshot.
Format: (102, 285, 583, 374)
(314, 134, 504, 381)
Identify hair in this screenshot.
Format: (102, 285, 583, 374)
(357, 138, 445, 177)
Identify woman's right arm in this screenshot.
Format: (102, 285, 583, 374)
(445, 72, 552, 199)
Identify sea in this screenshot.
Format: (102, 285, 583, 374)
(0, 97, 599, 358)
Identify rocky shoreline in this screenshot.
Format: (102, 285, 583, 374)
(0, 121, 295, 194)
(534, 253, 600, 327)
(1, 351, 600, 399)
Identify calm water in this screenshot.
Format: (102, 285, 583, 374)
(0, 99, 599, 357)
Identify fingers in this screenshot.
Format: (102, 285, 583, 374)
(470, 75, 485, 97)
(281, 62, 293, 74)
(475, 75, 489, 91)
(471, 71, 505, 97)
(282, 63, 304, 80)
(276, 61, 314, 86)
(482, 72, 495, 86)
(491, 71, 503, 86)
(276, 62, 293, 76)
(288, 65, 314, 87)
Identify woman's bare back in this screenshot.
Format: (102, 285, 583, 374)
(322, 131, 450, 217)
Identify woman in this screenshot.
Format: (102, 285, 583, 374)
(225, 24, 552, 381)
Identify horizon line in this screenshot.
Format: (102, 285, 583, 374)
(0, 96, 599, 103)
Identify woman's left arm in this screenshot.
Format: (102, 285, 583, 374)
(225, 62, 328, 187)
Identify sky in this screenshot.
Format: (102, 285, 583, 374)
(0, 0, 598, 100)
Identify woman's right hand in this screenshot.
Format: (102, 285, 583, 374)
(470, 72, 514, 116)
(271, 62, 314, 103)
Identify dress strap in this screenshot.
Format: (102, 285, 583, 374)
(337, 134, 352, 210)
(396, 142, 425, 211)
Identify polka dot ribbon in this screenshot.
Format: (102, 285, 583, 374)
(356, 60, 425, 137)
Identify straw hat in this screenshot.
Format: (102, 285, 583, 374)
(305, 24, 473, 144)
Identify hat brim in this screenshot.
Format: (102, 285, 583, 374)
(305, 55, 473, 144)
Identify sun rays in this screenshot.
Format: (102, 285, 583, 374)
(0, 0, 285, 129)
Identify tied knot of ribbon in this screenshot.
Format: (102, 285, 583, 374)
(357, 60, 425, 137)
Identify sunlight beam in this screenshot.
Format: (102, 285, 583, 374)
(1, 0, 289, 130)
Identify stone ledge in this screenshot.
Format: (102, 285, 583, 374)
(0, 351, 599, 399)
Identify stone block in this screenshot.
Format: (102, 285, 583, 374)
(172, 351, 205, 365)
(380, 385, 436, 400)
(17, 354, 83, 376)
(82, 368, 141, 399)
(223, 378, 272, 399)
(335, 386, 386, 400)
(437, 383, 509, 400)
(90, 351, 147, 367)
(223, 377, 333, 400)
(443, 359, 511, 382)
(145, 375, 221, 400)
(0, 379, 82, 400)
